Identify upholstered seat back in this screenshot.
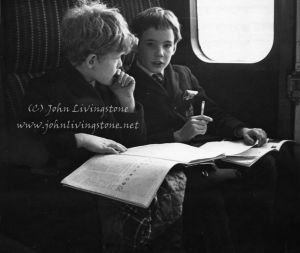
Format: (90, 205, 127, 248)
(2, 0, 167, 120)
(0, 1, 168, 251)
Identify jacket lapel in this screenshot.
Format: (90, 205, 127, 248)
(132, 63, 170, 97)
(165, 64, 183, 102)
(131, 62, 187, 123)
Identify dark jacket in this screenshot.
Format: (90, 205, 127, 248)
(22, 62, 146, 166)
(21, 63, 184, 248)
(128, 62, 245, 144)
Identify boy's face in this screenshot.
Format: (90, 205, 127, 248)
(91, 51, 123, 85)
(137, 27, 177, 74)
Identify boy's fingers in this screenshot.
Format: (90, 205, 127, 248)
(256, 135, 267, 147)
(119, 72, 126, 85)
(114, 70, 124, 84)
(191, 120, 206, 128)
(191, 115, 213, 122)
(243, 134, 255, 145)
(104, 147, 120, 154)
(120, 73, 127, 87)
(123, 75, 132, 87)
(114, 70, 135, 88)
(195, 124, 207, 131)
(117, 142, 127, 151)
(115, 69, 122, 76)
(110, 142, 127, 152)
(199, 119, 208, 125)
(196, 128, 207, 135)
(190, 119, 209, 127)
(127, 76, 135, 86)
(120, 73, 131, 87)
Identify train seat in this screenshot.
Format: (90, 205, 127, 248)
(0, 0, 167, 252)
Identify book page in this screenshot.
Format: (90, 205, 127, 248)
(61, 154, 177, 208)
(222, 147, 273, 167)
(264, 139, 294, 151)
(123, 142, 226, 164)
(198, 140, 254, 156)
(222, 156, 258, 167)
(222, 139, 293, 167)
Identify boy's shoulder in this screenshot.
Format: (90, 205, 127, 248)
(28, 65, 69, 91)
(172, 63, 190, 70)
(170, 63, 192, 73)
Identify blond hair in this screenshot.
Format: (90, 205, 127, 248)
(62, 0, 136, 65)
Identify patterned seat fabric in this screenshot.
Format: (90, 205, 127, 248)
(1, 2, 168, 249)
(2, 0, 167, 120)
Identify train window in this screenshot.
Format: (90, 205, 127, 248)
(190, 0, 274, 63)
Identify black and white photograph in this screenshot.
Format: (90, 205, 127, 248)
(1, 0, 300, 252)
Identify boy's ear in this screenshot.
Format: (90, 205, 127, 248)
(131, 37, 139, 53)
(86, 54, 97, 68)
(172, 43, 178, 55)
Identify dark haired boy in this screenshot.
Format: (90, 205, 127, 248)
(129, 7, 277, 253)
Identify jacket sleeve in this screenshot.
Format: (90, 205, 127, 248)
(113, 102, 147, 147)
(187, 67, 246, 138)
(21, 81, 78, 159)
(147, 129, 176, 144)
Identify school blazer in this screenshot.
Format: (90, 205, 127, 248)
(23, 61, 146, 164)
(129, 62, 245, 144)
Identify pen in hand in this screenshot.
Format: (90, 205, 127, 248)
(201, 101, 205, 116)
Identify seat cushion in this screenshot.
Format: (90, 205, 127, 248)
(2, 0, 168, 119)
(5, 72, 44, 119)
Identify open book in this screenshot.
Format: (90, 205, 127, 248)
(221, 139, 293, 167)
(61, 139, 291, 208)
(61, 141, 252, 208)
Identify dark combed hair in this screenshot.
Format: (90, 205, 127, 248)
(131, 7, 182, 44)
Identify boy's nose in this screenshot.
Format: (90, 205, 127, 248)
(117, 58, 123, 68)
(155, 46, 164, 56)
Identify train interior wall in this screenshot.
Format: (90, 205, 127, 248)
(170, 0, 296, 140)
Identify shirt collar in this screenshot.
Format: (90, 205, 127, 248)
(136, 60, 164, 77)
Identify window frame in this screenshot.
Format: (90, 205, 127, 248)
(189, 0, 275, 64)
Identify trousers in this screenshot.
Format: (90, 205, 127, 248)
(183, 153, 277, 253)
(265, 143, 300, 253)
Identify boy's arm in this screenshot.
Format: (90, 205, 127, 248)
(109, 70, 147, 146)
(187, 67, 247, 138)
(113, 102, 147, 147)
(21, 81, 79, 159)
(110, 70, 136, 112)
(148, 130, 176, 144)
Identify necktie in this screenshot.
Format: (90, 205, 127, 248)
(152, 73, 164, 85)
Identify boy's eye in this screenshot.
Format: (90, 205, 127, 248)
(164, 44, 172, 49)
(146, 42, 155, 47)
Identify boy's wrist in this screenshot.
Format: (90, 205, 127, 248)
(118, 96, 135, 112)
(173, 130, 182, 142)
(234, 127, 243, 138)
(234, 127, 249, 138)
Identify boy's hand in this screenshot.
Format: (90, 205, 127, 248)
(236, 127, 267, 147)
(174, 115, 213, 142)
(75, 133, 127, 154)
(110, 69, 136, 112)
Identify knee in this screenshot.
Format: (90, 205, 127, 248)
(254, 154, 277, 181)
(277, 143, 300, 176)
(258, 153, 276, 169)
